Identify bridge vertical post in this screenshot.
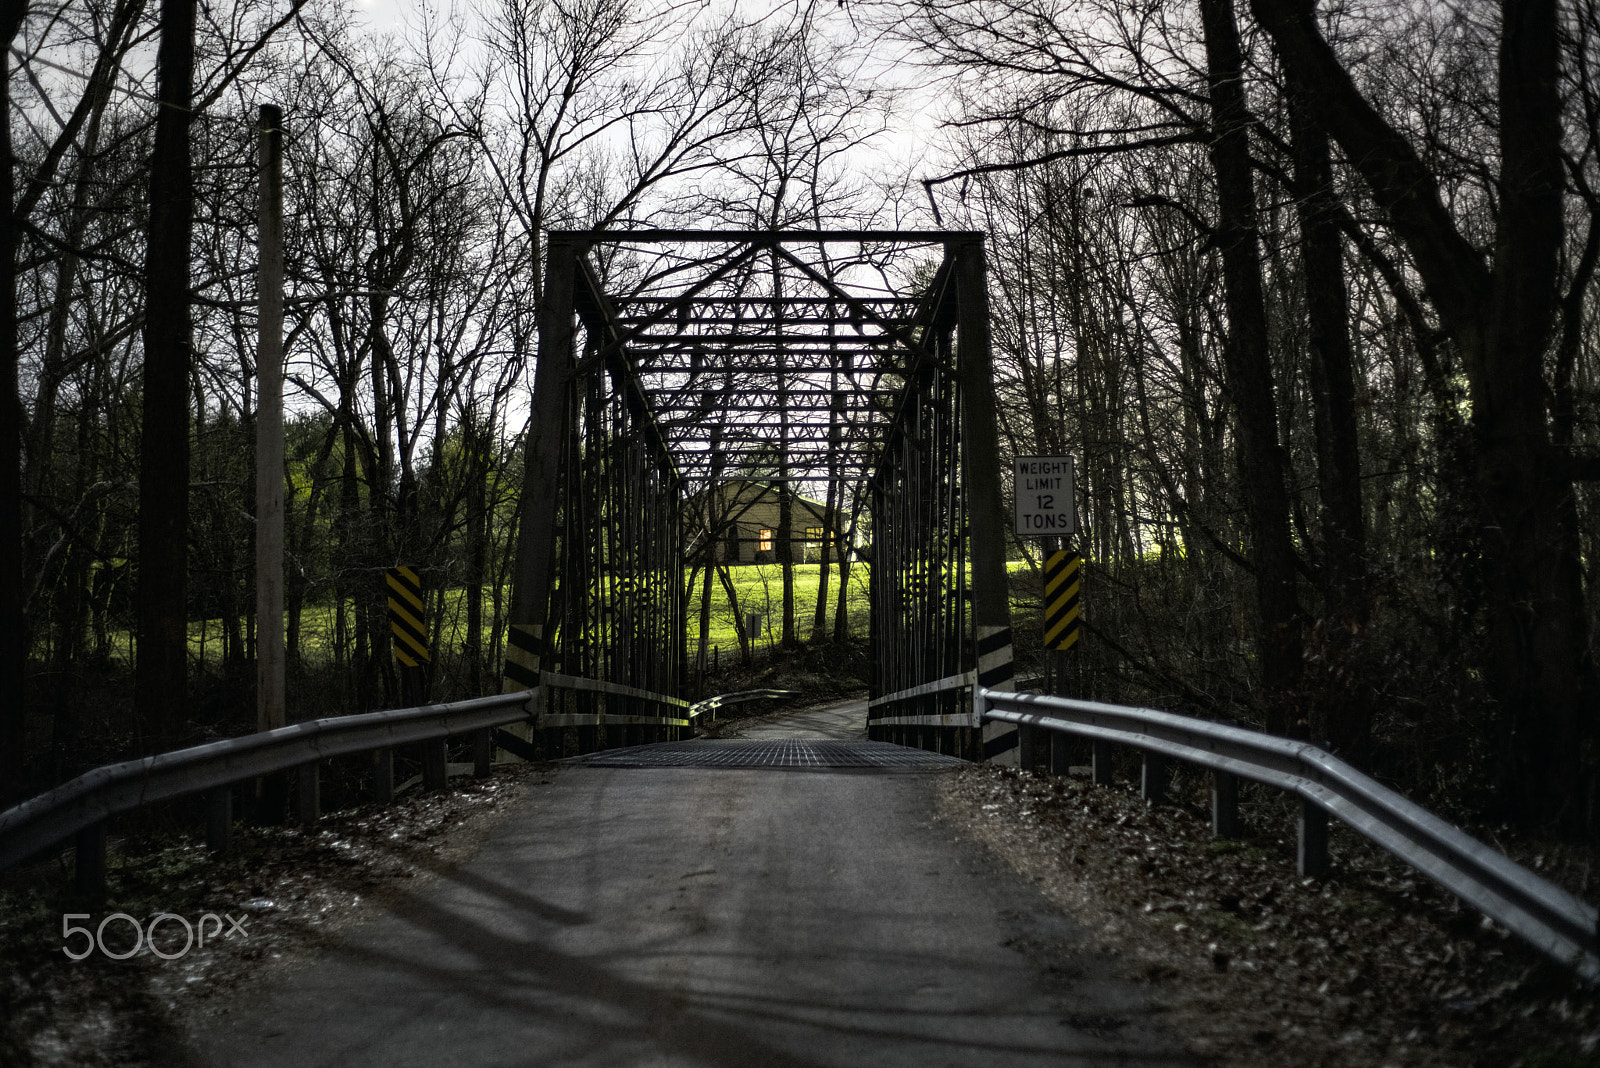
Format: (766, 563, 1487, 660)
(505, 236, 582, 739)
(952, 238, 1016, 765)
(1092, 739, 1114, 785)
(1048, 732, 1072, 776)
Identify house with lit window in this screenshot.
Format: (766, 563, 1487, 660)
(689, 480, 845, 565)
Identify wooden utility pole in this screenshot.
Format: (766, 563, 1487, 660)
(256, 104, 285, 733)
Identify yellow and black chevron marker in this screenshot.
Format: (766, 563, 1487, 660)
(1043, 549, 1081, 652)
(502, 623, 541, 692)
(386, 566, 430, 667)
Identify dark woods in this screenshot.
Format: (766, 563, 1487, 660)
(2, 0, 1598, 839)
(892, 0, 1599, 836)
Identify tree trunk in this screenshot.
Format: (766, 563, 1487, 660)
(717, 563, 748, 664)
(1478, 0, 1592, 831)
(1199, 0, 1303, 725)
(698, 550, 714, 685)
(465, 421, 487, 696)
(0, 0, 28, 795)
(135, 0, 196, 751)
(812, 473, 838, 643)
(812, 369, 845, 644)
(1287, 75, 1368, 754)
(1252, 0, 1597, 831)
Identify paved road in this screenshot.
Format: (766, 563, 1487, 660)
(182, 704, 1191, 1067)
(715, 696, 868, 740)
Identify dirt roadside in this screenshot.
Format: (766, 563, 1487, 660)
(937, 763, 1598, 1068)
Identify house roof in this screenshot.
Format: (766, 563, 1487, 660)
(696, 479, 829, 514)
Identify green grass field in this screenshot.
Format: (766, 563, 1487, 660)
(685, 561, 873, 654)
(153, 562, 875, 667)
(100, 557, 1048, 668)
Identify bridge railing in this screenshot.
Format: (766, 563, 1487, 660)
(537, 672, 692, 730)
(866, 672, 978, 758)
(979, 689, 1600, 981)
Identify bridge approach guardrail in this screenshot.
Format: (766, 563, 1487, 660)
(0, 689, 541, 894)
(981, 689, 1599, 982)
(0, 678, 791, 896)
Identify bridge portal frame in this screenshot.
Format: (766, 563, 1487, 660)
(503, 230, 1017, 763)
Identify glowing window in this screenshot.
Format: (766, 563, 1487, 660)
(758, 529, 774, 552)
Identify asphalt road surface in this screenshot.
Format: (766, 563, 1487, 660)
(182, 701, 1192, 1067)
(716, 697, 869, 740)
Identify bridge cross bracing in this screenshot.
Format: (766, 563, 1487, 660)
(500, 230, 1021, 765)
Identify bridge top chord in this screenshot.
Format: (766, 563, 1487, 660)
(549, 228, 985, 244)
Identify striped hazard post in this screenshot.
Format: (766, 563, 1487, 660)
(501, 623, 541, 693)
(385, 566, 430, 667)
(1043, 549, 1081, 651)
(977, 625, 1018, 765)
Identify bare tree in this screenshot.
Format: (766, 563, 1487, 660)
(134, 0, 197, 750)
(0, 0, 28, 796)
(1251, 0, 1597, 830)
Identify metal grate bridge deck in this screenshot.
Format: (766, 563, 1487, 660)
(566, 740, 967, 769)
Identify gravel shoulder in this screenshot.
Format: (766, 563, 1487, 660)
(0, 762, 546, 1067)
(936, 763, 1599, 1068)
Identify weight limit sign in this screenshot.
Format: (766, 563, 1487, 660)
(1013, 455, 1077, 536)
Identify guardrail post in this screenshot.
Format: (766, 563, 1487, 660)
(373, 748, 394, 802)
(473, 728, 493, 778)
(297, 762, 320, 824)
(74, 821, 107, 899)
(1018, 725, 1045, 771)
(1298, 798, 1329, 878)
(1049, 732, 1071, 776)
(206, 785, 232, 853)
(423, 738, 448, 789)
(1141, 752, 1167, 805)
(1211, 771, 1240, 838)
(1091, 739, 1114, 785)
(251, 771, 289, 826)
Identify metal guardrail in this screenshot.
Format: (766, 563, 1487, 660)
(0, 689, 539, 887)
(687, 689, 799, 719)
(981, 689, 1600, 982)
(0, 680, 781, 891)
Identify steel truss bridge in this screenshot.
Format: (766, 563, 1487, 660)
(498, 229, 1021, 764)
(2, 239, 1594, 1003)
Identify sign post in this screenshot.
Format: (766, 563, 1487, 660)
(1013, 456, 1080, 770)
